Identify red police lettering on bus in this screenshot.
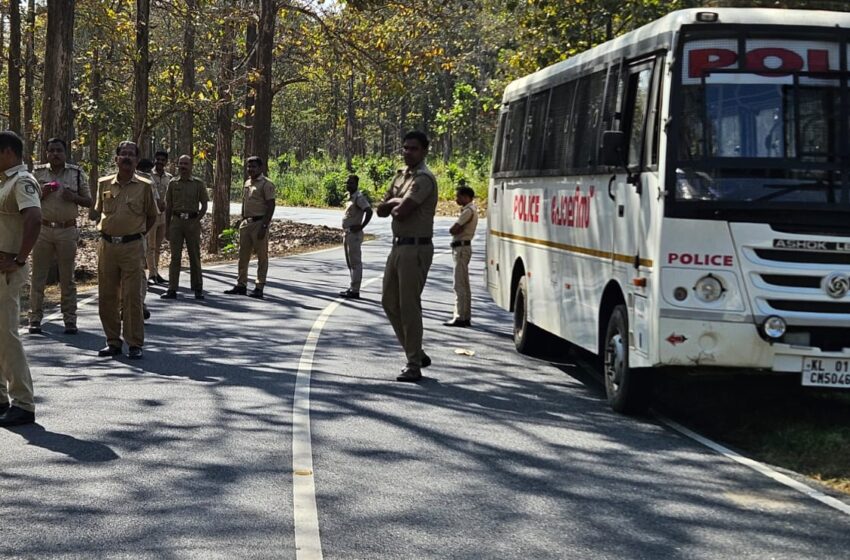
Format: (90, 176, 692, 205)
(551, 186, 595, 229)
(667, 253, 734, 267)
(689, 47, 831, 78)
(513, 193, 540, 223)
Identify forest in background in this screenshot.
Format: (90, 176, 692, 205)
(1, 0, 849, 249)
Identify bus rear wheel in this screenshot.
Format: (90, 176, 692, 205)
(513, 276, 543, 354)
(603, 304, 652, 414)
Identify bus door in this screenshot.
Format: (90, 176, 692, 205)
(613, 59, 658, 271)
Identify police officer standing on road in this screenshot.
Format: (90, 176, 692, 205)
(339, 174, 372, 299)
(147, 150, 171, 285)
(0, 130, 41, 426)
(224, 156, 275, 299)
(376, 131, 438, 382)
(95, 141, 158, 359)
(161, 155, 208, 300)
(29, 138, 92, 335)
(443, 183, 478, 328)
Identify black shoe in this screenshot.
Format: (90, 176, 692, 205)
(224, 285, 247, 295)
(0, 406, 35, 427)
(128, 346, 143, 359)
(98, 345, 122, 357)
(0, 402, 9, 415)
(28, 322, 42, 334)
(147, 276, 156, 285)
(421, 354, 431, 369)
(154, 274, 167, 285)
(443, 319, 471, 328)
(194, 290, 205, 300)
(339, 289, 360, 299)
(248, 287, 264, 299)
(143, 305, 151, 320)
(64, 323, 78, 335)
(396, 367, 422, 382)
(160, 290, 177, 299)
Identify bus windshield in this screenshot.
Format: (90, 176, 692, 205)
(674, 37, 850, 208)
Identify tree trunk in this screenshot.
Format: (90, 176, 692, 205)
(9, 0, 22, 134)
(242, 0, 258, 165)
(178, 0, 195, 157)
(23, 0, 35, 165)
(344, 70, 355, 172)
(40, 0, 75, 159)
(211, 16, 234, 253)
(250, 0, 276, 169)
(133, 0, 151, 156)
(88, 47, 101, 206)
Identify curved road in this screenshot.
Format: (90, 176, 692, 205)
(1, 207, 848, 559)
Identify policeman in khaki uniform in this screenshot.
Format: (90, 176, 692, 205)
(443, 183, 478, 328)
(224, 156, 275, 299)
(147, 150, 172, 284)
(95, 141, 158, 360)
(161, 154, 208, 300)
(377, 131, 438, 382)
(339, 174, 372, 299)
(0, 131, 41, 426)
(29, 137, 92, 335)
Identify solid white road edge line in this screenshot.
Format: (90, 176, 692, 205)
(656, 414, 850, 516)
(292, 247, 452, 559)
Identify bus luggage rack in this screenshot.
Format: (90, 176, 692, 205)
(753, 248, 850, 265)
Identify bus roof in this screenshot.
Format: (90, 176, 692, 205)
(502, 7, 850, 102)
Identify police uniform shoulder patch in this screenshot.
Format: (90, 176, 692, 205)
(20, 177, 40, 195)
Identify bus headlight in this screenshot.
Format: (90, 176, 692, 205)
(762, 316, 786, 339)
(694, 274, 724, 302)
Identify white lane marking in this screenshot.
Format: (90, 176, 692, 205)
(292, 245, 453, 559)
(657, 414, 850, 516)
(292, 275, 382, 560)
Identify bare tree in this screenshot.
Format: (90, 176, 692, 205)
(23, 0, 35, 165)
(179, 0, 196, 157)
(8, 0, 22, 134)
(211, 15, 235, 253)
(249, 0, 276, 168)
(133, 0, 151, 156)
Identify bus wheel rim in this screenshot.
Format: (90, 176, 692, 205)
(606, 333, 626, 391)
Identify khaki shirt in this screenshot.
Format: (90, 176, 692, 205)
(452, 202, 478, 242)
(95, 173, 159, 236)
(242, 174, 275, 218)
(33, 163, 90, 223)
(0, 165, 41, 253)
(151, 170, 172, 201)
(383, 162, 438, 238)
(342, 190, 371, 230)
(167, 176, 209, 213)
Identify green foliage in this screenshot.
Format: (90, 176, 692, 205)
(218, 226, 239, 257)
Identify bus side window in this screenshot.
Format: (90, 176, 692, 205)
(572, 70, 606, 171)
(522, 90, 551, 171)
(493, 112, 508, 173)
(544, 81, 575, 172)
(505, 98, 528, 172)
(647, 55, 666, 168)
(624, 63, 655, 170)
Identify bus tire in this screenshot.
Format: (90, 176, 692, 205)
(513, 276, 544, 355)
(603, 304, 652, 414)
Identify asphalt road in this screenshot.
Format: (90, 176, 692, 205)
(2, 207, 849, 559)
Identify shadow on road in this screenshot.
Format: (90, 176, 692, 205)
(6, 424, 120, 463)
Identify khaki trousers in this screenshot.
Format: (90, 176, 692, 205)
(98, 238, 145, 348)
(343, 230, 364, 292)
(168, 217, 203, 291)
(381, 244, 433, 368)
(237, 221, 269, 287)
(452, 245, 472, 321)
(29, 225, 79, 325)
(145, 215, 166, 278)
(0, 265, 35, 412)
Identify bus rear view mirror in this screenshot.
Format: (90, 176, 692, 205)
(600, 130, 626, 167)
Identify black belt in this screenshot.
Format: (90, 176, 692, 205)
(451, 240, 471, 248)
(245, 216, 265, 223)
(101, 233, 143, 244)
(176, 212, 199, 219)
(393, 237, 432, 246)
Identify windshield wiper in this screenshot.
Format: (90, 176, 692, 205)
(755, 181, 834, 202)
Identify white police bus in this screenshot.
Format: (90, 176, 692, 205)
(486, 8, 850, 413)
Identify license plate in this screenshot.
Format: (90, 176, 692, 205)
(801, 357, 850, 388)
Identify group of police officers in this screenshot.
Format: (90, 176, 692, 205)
(0, 128, 476, 427)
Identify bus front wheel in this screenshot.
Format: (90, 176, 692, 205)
(513, 276, 543, 354)
(603, 305, 652, 414)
